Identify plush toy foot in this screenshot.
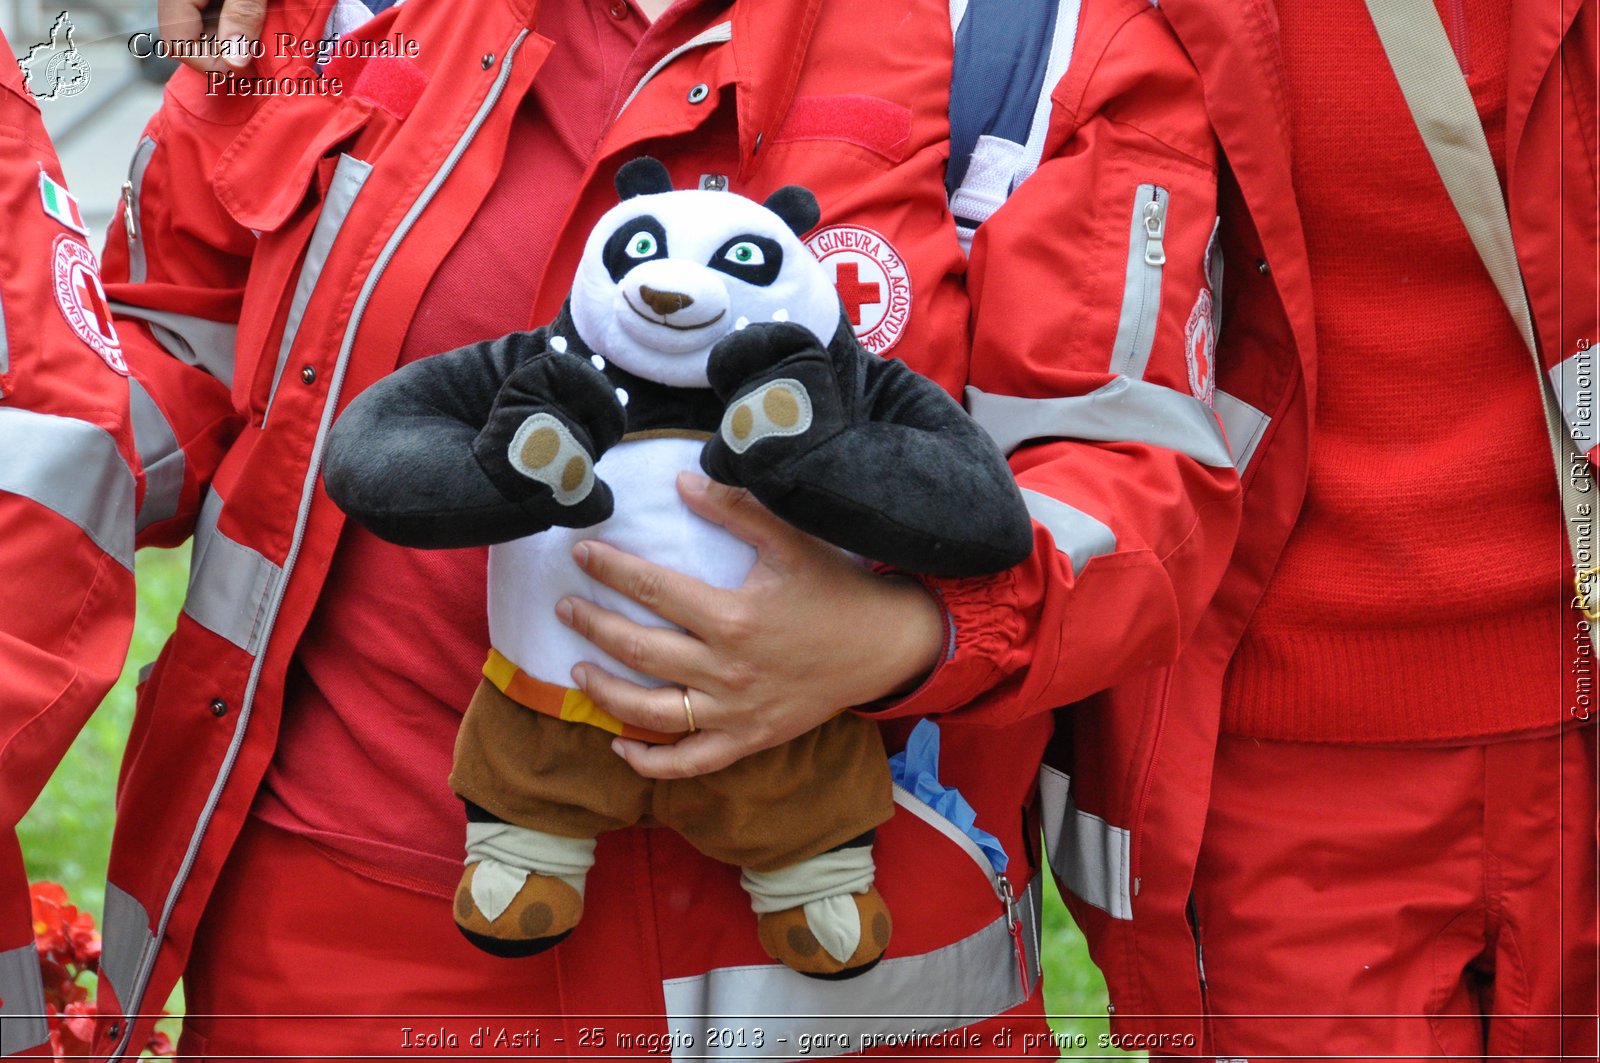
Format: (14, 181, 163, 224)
(454, 863, 584, 958)
(756, 886, 892, 980)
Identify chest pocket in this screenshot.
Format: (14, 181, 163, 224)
(213, 93, 377, 419)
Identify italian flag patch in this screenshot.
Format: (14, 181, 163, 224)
(39, 170, 89, 237)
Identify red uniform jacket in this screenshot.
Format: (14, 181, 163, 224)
(88, 0, 1244, 1055)
(0, 33, 140, 1058)
(1051, 0, 1598, 1048)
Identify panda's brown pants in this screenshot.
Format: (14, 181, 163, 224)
(450, 679, 893, 873)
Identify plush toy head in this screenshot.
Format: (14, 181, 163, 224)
(568, 157, 838, 388)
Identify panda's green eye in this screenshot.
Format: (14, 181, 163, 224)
(627, 233, 659, 258)
(725, 242, 764, 267)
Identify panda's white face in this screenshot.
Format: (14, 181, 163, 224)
(569, 189, 842, 388)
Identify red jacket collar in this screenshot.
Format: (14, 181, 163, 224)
(1159, 0, 1318, 396)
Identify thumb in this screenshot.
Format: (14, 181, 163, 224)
(215, 0, 265, 68)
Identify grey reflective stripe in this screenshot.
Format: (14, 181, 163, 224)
(661, 880, 1039, 1060)
(1213, 389, 1270, 473)
(182, 490, 283, 654)
(265, 153, 373, 417)
(1108, 184, 1168, 380)
(126, 136, 158, 285)
(1021, 488, 1115, 576)
(966, 377, 1234, 468)
(100, 883, 156, 1015)
(106, 303, 238, 389)
(0, 285, 10, 387)
(617, 22, 731, 116)
(0, 408, 135, 570)
(1547, 347, 1598, 455)
(1038, 764, 1132, 920)
(0, 944, 48, 1054)
(128, 377, 185, 530)
(110, 35, 536, 1060)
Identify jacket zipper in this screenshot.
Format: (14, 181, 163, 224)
(109, 32, 533, 1058)
(889, 785, 1032, 998)
(1109, 183, 1168, 380)
(122, 136, 158, 284)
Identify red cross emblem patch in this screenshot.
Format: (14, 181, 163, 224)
(52, 235, 126, 374)
(803, 224, 911, 355)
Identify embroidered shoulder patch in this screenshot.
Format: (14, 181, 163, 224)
(803, 224, 911, 355)
(52, 235, 126, 374)
(1184, 287, 1215, 407)
(39, 170, 90, 237)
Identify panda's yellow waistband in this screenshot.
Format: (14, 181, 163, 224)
(483, 649, 683, 745)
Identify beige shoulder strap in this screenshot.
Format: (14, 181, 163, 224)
(1364, 0, 1599, 641)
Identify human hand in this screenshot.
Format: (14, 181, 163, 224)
(557, 472, 944, 779)
(158, 0, 262, 74)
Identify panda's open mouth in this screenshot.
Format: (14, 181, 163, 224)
(624, 296, 727, 332)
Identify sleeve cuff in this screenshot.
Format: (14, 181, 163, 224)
(856, 567, 1018, 720)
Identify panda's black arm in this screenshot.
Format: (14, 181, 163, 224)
(323, 329, 619, 549)
(702, 321, 1033, 578)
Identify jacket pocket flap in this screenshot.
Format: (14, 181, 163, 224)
(212, 95, 371, 232)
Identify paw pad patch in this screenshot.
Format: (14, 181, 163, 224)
(720, 379, 814, 454)
(507, 413, 595, 506)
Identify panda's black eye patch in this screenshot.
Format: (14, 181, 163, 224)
(602, 216, 669, 282)
(708, 235, 783, 286)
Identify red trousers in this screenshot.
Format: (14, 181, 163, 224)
(1185, 725, 1598, 1061)
(179, 816, 1048, 1061)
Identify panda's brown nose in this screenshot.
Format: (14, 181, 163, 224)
(639, 285, 694, 315)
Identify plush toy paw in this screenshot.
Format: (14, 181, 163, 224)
(472, 350, 626, 528)
(756, 886, 892, 980)
(701, 321, 845, 489)
(454, 862, 584, 958)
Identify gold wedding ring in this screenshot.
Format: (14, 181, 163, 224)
(682, 688, 697, 733)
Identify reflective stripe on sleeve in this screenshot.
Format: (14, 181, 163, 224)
(0, 944, 49, 1054)
(0, 407, 135, 570)
(101, 882, 157, 1016)
(182, 490, 283, 654)
(966, 377, 1234, 468)
(1212, 388, 1270, 473)
(106, 303, 239, 389)
(1038, 764, 1132, 920)
(265, 153, 373, 417)
(128, 377, 185, 531)
(660, 878, 1040, 1060)
(1547, 346, 1598, 456)
(1020, 488, 1116, 576)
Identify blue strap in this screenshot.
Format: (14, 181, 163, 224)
(945, 0, 1062, 197)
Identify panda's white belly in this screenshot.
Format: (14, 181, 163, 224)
(487, 436, 757, 689)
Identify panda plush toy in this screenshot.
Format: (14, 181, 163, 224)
(323, 157, 1032, 979)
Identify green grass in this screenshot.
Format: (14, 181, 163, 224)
(19, 546, 1129, 1056)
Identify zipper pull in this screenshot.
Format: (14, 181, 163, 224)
(998, 875, 1031, 995)
(120, 180, 138, 244)
(1143, 195, 1167, 266)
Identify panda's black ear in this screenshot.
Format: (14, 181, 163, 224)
(616, 157, 675, 199)
(763, 186, 821, 236)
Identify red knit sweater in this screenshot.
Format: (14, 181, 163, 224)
(1222, 0, 1575, 742)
